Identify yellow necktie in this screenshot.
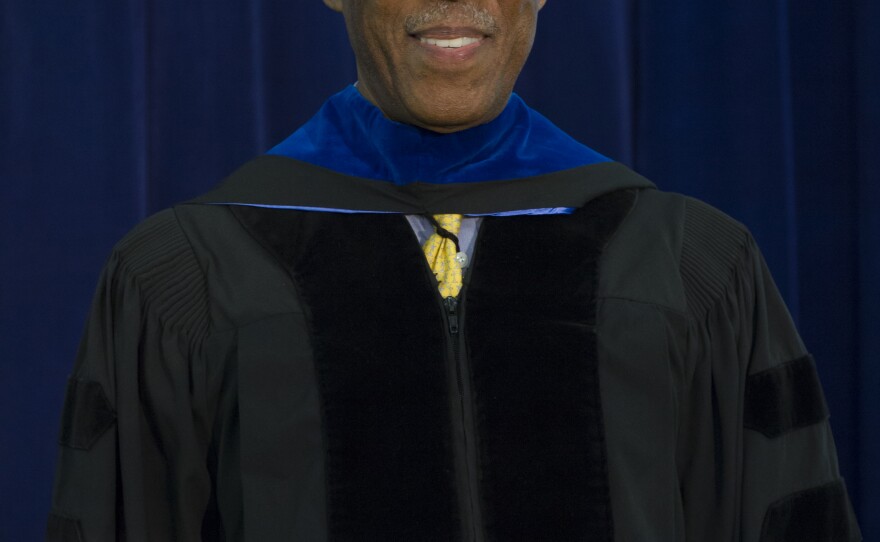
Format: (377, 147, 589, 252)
(422, 214, 465, 298)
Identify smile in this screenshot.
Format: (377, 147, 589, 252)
(419, 37, 482, 49)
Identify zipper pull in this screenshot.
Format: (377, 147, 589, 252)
(444, 296, 459, 334)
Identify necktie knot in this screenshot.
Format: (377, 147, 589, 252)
(435, 214, 462, 236)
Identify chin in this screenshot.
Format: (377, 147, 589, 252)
(413, 113, 486, 133)
(407, 95, 503, 133)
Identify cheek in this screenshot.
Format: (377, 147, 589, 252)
(498, 3, 538, 58)
(348, 24, 389, 75)
(502, 22, 537, 72)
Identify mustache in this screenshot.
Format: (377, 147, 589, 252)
(404, 2, 500, 35)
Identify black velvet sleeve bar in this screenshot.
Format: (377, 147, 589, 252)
(58, 378, 116, 451)
(761, 480, 857, 542)
(744, 355, 830, 438)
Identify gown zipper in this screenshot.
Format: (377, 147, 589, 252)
(444, 292, 484, 542)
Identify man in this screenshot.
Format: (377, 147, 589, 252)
(48, 0, 860, 540)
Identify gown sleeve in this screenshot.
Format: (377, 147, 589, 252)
(677, 199, 861, 541)
(47, 210, 212, 542)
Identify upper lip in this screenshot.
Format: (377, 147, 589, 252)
(410, 26, 489, 40)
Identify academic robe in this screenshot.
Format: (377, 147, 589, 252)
(48, 88, 860, 541)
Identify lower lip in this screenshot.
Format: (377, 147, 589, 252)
(413, 37, 486, 63)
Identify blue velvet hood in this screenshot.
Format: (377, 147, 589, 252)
(194, 85, 654, 214)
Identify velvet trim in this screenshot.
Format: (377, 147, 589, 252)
(744, 355, 829, 438)
(58, 378, 116, 450)
(46, 513, 84, 542)
(465, 189, 637, 541)
(760, 480, 857, 541)
(232, 206, 460, 541)
(267, 85, 610, 185)
(191, 155, 654, 216)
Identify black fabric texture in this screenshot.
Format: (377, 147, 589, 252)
(58, 378, 116, 450)
(113, 209, 210, 338)
(744, 355, 829, 438)
(232, 206, 459, 541)
(234, 313, 328, 540)
(680, 197, 749, 318)
(465, 189, 637, 541)
(46, 513, 84, 542)
(760, 480, 857, 541)
(193, 155, 654, 214)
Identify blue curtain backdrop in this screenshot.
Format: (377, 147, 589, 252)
(1, 1, 877, 539)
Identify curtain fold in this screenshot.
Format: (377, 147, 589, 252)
(1, 1, 875, 539)
(855, 0, 880, 522)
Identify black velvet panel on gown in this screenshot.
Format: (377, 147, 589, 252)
(233, 206, 459, 541)
(465, 189, 636, 541)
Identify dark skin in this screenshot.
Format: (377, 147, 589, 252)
(323, 0, 547, 133)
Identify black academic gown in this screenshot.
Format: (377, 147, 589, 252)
(48, 157, 861, 541)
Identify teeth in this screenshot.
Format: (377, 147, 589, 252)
(420, 37, 480, 48)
